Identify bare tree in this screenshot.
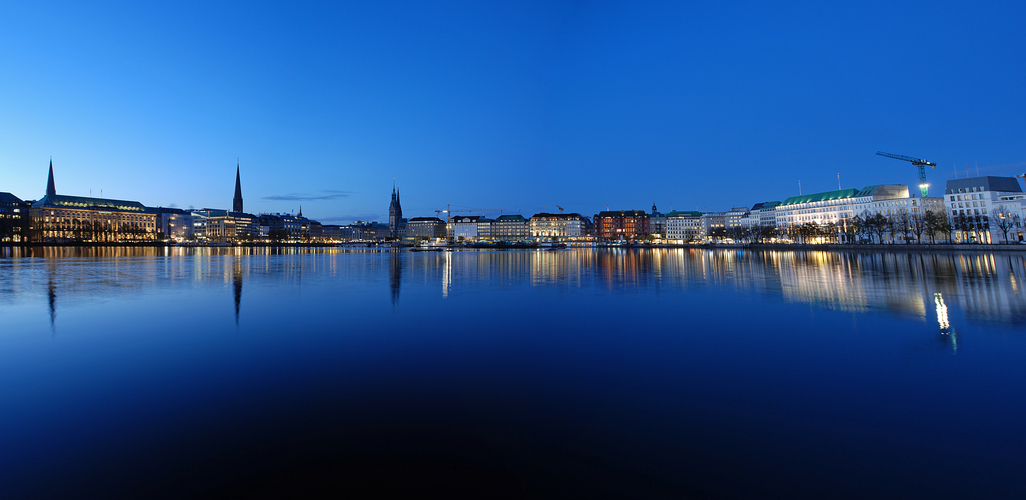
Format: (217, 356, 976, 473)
(867, 213, 888, 244)
(893, 209, 913, 243)
(910, 212, 926, 243)
(923, 210, 946, 244)
(992, 208, 1015, 243)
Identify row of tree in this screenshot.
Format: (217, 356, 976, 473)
(728, 209, 1023, 245)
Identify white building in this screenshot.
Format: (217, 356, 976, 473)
(448, 216, 481, 240)
(665, 211, 703, 241)
(776, 184, 945, 243)
(944, 176, 1025, 243)
(529, 213, 586, 238)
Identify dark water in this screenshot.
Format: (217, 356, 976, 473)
(1, 247, 1025, 498)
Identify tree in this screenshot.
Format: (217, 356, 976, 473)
(991, 208, 1014, 243)
(922, 210, 946, 244)
(892, 209, 913, 243)
(909, 212, 925, 244)
(843, 216, 860, 244)
(866, 213, 888, 244)
(953, 212, 972, 243)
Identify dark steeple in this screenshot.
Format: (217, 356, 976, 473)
(388, 183, 403, 238)
(233, 161, 244, 213)
(46, 158, 56, 196)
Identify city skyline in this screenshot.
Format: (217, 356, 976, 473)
(3, 1, 1024, 224)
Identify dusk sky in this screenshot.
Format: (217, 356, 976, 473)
(2, 1, 1023, 224)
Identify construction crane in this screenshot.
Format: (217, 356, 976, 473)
(434, 205, 506, 222)
(556, 205, 564, 214)
(876, 151, 937, 197)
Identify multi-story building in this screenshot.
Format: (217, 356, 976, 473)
(665, 211, 702, 241)
(0, 192, 29, 242)
(191, 211, 208, 240)
(529, 212, 586, 239)
(649, 203, 667, 237)
(777, 185, 916, 227)
(944, 176, 1025, 243)
(491, 214, 529, 241)
(725, 206, 750, 238)
(362, 222, 390, 240)
(406, 217, 447, 239)
(476, 218, 494, 240)
(755, 201, 781, 232)
(775, 184, 946, 242)
(321, 225, 344, 241)
(152, 207, 195, 241)
(448, 216, 481, 240)
(593, 210, 649, 240)
(28, 161, 157, 242)
(700, 212, 726, 240)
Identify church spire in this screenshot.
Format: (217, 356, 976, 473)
(46, 158, 56, 196)
(233, 160, 244, 213)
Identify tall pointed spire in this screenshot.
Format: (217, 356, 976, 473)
(298, 205, 302, 217)
(233, 160, 244, 213)
(46, 158, 56, 196)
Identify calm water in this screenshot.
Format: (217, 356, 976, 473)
(1, 247, 1024, 498)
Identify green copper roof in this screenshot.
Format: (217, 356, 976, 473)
(666, 210, 702, 217)
(780, 188, 859, 206)
(33, 194, 146, 212)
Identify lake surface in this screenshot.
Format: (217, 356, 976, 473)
(1, 247, 1024, 498)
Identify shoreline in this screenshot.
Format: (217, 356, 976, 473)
(3, 241, 1025, 253)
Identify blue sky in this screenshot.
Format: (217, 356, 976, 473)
(2, 1, 1023, 223)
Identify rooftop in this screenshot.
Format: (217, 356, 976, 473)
(32, 194, 146, 212)
(780, 188, 859, 206)
(945, 176, 1023, 194)
(0, 192, 25, 204)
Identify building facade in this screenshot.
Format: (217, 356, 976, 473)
(491, 214, 529, 241)
(153, 207, 195, 241)
(944, 176, 1025, 243)
(1, 192, 29, 242)
(406, 217, 447, 239)
(448, 216, 481, 240)
(665, 211, 702, 241)
(28, 161, 156, 242)
(529, 213, 586, 238)
(593, 210, 649, 240)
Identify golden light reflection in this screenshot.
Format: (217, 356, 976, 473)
(934, 293, 950, 331)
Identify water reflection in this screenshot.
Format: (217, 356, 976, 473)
(389, 251, 401, 307)
(47, 269, 56, 333)
(233, 258, 242, 325)
(2, 247, 1024, 331)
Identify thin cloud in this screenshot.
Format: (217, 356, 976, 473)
(262, 190, 351, 201)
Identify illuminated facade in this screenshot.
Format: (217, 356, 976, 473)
(665, 211, 702, 241)
(448, 216, 481, 240)
(529, 213, 586, 238)
(775, 184, 946, 242)
(1, 192, 29, 242)
(491, 214, 529, 241)
(28, 161, 156, 242)
(30, 194, 157, 242)
(406, 217, 447, 239)
(944, 176, 1025, 243)
(593, 210, 649, 240)
(153, 207, 194, 241)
